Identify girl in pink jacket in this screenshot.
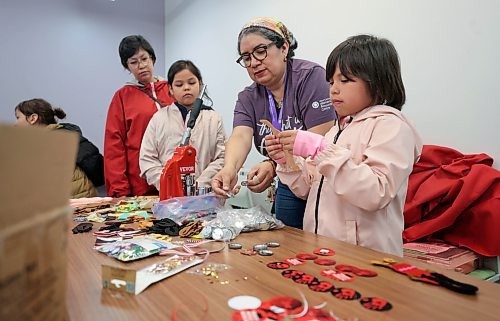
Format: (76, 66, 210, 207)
(265, 35, 422, 256)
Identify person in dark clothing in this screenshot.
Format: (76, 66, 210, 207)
(57, 122, 105, 188)
(14, 98, 104, 198)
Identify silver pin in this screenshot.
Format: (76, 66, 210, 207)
(258, 249, 273, 256)
(228, 243, 243, 250)
(241, 176, 259, 187)
(253, 244, 268, 251)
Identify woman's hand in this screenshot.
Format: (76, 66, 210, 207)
(245, 161, 275, 193)
(211, 166, 239, 198)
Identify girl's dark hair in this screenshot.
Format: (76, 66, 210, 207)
(15, 98, 66, 125)
(119, 35, 156, 69)
(238, 27, 298, 59)
(167, 60, 203, 84)
(167, 60, 213, 107)
(326, 34, 406, 110)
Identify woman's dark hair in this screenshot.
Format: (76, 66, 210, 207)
(326, 34, 406, 110)
(238, 27, 298, 59)
(15, 98, 66, 125)
(119, 35, 156, 69)
(167, 60, 213, 107)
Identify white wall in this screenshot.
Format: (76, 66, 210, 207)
(0, 0, 165, 152)
(165, 0, 500, 168)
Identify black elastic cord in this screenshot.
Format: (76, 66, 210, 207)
(314, 176, 324, 234)
(424, 272, 479, 295)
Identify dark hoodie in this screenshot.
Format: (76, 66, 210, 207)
(58, 123, 104, 187)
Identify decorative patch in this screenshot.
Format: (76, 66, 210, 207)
(360, 297, 393, 311)
(331, 288, 361, 300)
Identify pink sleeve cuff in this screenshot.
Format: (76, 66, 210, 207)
(293, 130, 327, 159)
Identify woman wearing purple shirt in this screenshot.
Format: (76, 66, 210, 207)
(212, 17, 335, 228)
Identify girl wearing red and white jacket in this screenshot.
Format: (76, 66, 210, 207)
(265, 35, 422, 256)
(104, 35, 174, 197)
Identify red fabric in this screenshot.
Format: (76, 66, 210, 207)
(403, 145, 500, 256)
(104, 81, 174, 197)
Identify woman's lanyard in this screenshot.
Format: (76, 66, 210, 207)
(150, 82, 161, 111)
(266, 71, 288, 130)
(137, 81, 164, 111)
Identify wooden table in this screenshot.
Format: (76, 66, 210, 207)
(67, 226, 500, 321)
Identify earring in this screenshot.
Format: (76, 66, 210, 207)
(283, 56, 287, 62)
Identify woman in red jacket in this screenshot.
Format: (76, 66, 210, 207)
(104, 35, 174, 197)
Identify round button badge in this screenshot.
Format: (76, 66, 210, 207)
(313, 248, 335, 256)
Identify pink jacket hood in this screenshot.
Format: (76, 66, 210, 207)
(347, 105, 422, 163)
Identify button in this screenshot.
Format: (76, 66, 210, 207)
(253, 244, 268, 251)
(313, 248, 335, 256)
(296, 253, 317, 260)
(266, 262, 290, 269)
(258, 250, 273, 256)
(228, 243, 243, 250)
(313, 258, 336, 266)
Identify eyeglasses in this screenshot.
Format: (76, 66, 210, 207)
(236, 43, 276, 68)
(127, 55, 152, 69)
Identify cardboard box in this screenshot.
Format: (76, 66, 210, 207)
(0, 125, 78, 321)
